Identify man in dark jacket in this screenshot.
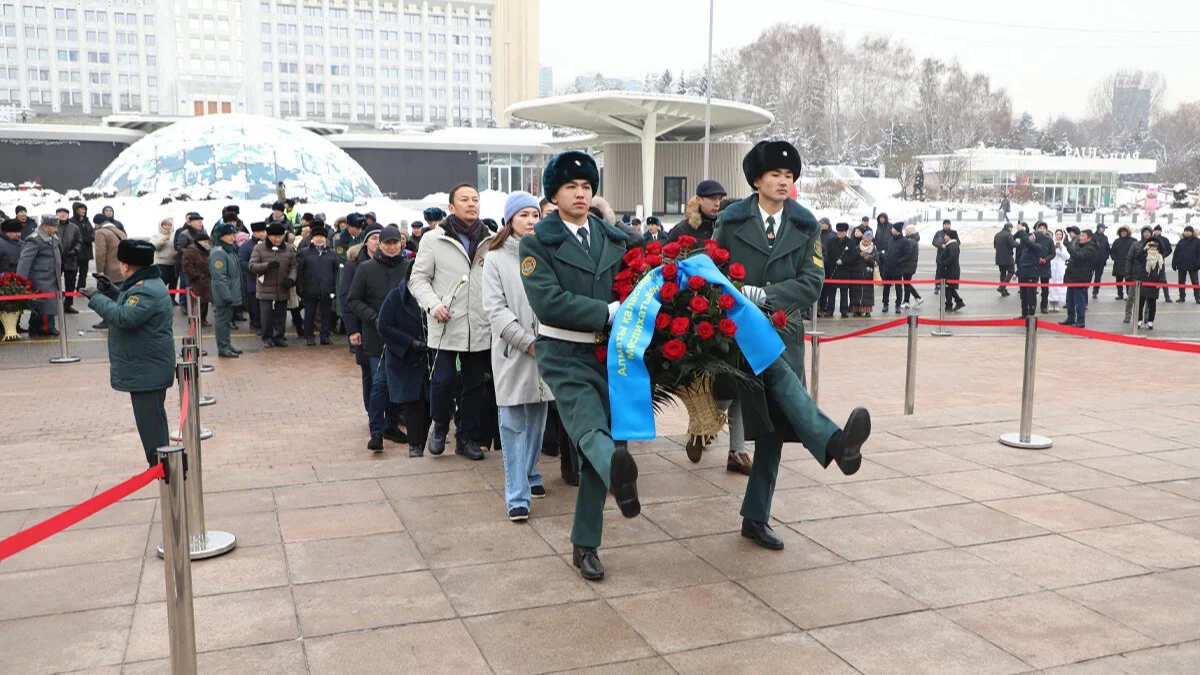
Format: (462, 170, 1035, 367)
(239, 222, 267, 331)
(817, 217, 838, 317)
(874, 212, 894, 260)
(642, 216, 665, 244)
(668, 180, 726, 247)
(1014, 222, 1048, 318)
(71, 202, 93, 291)
(1090, 223, 1111, 299)
(100, 205, 125, 232)
(1173, 226, 1200, 303)
(14, 205, 35, 238)
(1109, 225, 1135, 300)
(248, 222, 298, 348)
(994, 223, 1016, 296)
(881, 221, 911, 313)
(932, 219, 951, 292)
(829, 223, 853, 318)
(0, 218, 21, 274)
(55, 207, 82, 313)
(80, 240, 174, 466)
(1062, 229, 1098, 328)
(1035, 222, 1052, 312)
(1152, 225, 1174, 303)
(173, 212, 207, 311)
(346, 225, 410, 452)
(939, 230, 964, 312)
(297, 220, 339, 346)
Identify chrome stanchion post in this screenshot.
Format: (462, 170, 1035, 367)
(809, 301, 823, 338)
(156, 444, 197, 675)
(49, 280, 80, 364)
(999, 316, 1053, 450)
(809, 334, 820, 405)
(1131, 281, 1142, 337)
(930, 279, 953, 337)
(904, 315, 918, 415)
(170, 353, 212, 441)
(186, 325, 216, 407)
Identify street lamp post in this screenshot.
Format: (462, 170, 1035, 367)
(702, 0, 714, 180)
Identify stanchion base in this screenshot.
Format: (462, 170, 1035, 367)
(998, 432, 1053, 450)
(930, 330, 954, 338)
(170, 427, 213, 442)
(808, 331, 825, 337)
(156, 530, 237, 560)
(199, 364, 214, 373)
(49, 356, 81, 364)
(198, 395, 216, 407)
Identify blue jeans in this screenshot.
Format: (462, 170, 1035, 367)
(1066, 287, 1088, 325)
(499, 403, 548, 511)
(367, 355, 397, 436)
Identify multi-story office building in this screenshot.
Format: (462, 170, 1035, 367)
(0, 0, 538, 127)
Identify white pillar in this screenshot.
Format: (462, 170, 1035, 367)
(641, 112, 657, 218)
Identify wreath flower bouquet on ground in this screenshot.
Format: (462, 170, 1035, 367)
(0, 272, 35, 341)
(604, 235, 802, 443)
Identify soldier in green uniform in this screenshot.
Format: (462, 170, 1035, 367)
(209, 223, 244, 358)
(714, 140, 872, 550)
(521, 151, 640, 581)
(81, 239, 177, 466)
(334, 213, 366, 265)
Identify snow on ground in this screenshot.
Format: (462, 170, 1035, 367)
(0, 188, 515, 241)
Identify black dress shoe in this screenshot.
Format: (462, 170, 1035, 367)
(455, 437, 485, 461)
(217, 351, 239, 358)
(572, 545, 605, 581)
(261, 339, 274, 349)
(408, 445, 424, 458)
(230, 347, 243, 355)
(383, 426, 409, 444)
(272, 337, 288, 348)
(367, 435, 384, 453)
(63, 306, 79, 314)
(320, 336, 332, 345)
(826, 407, 870, 475)
(741, 518, 785, 550)
(609, 444, 640, 518)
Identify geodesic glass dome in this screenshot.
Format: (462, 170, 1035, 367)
(92, 114, 382, 201)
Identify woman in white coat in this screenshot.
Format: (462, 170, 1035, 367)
(481, 192, 553, 521)
(1048, 229, 1069, 311)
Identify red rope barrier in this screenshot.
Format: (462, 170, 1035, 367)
(177, 378, 190, 437)
(2, 289, 188, 301)
(1036, 321, 1200, 354)
(0, 463, 166, 561)
(918, 318, 1026, 328)
(820, 318, 908, 343)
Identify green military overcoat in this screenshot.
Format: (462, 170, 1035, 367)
(713, 194, 824, 442)
(88, 266, 176, 393)
(519, 212, 627, 448)
(208, 245, 243, 308)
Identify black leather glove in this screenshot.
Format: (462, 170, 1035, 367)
(268, 260, 281, 271)
(410, 339, 427, 352)
(80, 286, 99, 300)
(94, 273, 118, 299)
(282, 278, 296, 289)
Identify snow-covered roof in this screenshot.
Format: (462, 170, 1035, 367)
(333, 127, 568, 154)
(918, 147, 1156, 176)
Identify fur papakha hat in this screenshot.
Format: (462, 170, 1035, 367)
(543, 151, 599, 199)
(742, 140, 802, 189)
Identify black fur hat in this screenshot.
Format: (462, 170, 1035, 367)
(835, 222, 849, 232)
(742, 140, 802, 189)
(542, 151, 599, 199)
(116, 239, 155, 267)
(266, 222, 287, 236)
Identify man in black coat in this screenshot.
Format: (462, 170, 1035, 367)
(881, 221, 911, 313)
(1152, 225, 1174, 303)
(828, 223, 853, 318)
(993, 223, 1016, 297)
(296, 220, 339, 346)
(874, 212, 894, 260)
(55, 207, 83, 313)
(1035, 222, 1053, 312)
(1090, 223, 1111, 299)
(668, 180, 726, 246)
(346, 225, 410, 452)
(1062, 229, 1098, 327)
(1172, 226, 1200, 303)
(1014, 222, 1049, 318)
(939, 230, 964, 312)
(642, 216, 665, 244)
(71, 202, 93, 291)
(817, 217, 838, 317)
(932, 219, 952, 292)
(1109, 226, 1135, 300)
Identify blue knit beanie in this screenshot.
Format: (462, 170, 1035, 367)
(503, 191, 540, 224)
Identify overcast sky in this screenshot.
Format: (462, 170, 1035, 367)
(541, 0, 1200, 122)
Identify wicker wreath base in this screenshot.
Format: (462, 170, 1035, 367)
(676, 377, 727, 446)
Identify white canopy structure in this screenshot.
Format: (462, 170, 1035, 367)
(506, 91, 772, 215)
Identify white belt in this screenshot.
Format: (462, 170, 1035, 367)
(537, 324, 604, 344)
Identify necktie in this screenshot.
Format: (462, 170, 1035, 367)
(578, 227, 590, 253)
(765, 215, 776, 249)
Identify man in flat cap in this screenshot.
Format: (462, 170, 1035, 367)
(520, 150, 641, 582)
(82, 239, 176, 466)
(715, 139, 872, 551)
(669, 179, 728, 247)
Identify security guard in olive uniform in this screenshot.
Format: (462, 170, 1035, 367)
(520, 151, 640, 581)
(82, 239, 177, 466)
(334, 212, 366, 265)
(209, 222, 244, 358)
(714, 140, 872, 551)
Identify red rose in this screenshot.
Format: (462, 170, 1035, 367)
(645, 241, 662, 255)
(695, 321, 716, 340)
(631, 261, 648, 275)
(669, 317, 690, 336)
(662, 339, 687, 361)
(712, 249, 731, 266)
(617, 283, 634, 301)
(655, 313, 670, 330)
(663, 242, 682, 259)
(623, 248, 643, 265)
(596, 347, 608, 363)
(718, 293, 736, 310)
(729, 263, 746, 281)
(660, 282, 679, 302)
(677, 235, 697, 249)
(704, 239, 719, 254)
(662, 263, 678, 280)
(615, 269, 633, 283)
(645, 255, 663, 267)
(689, 295, 710, 314)
(771, 310, 788, 328)
(688, 276, 706, 291)
(719, 318, 738, 338)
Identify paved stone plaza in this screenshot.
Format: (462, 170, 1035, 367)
(3, 336, 1200, 673)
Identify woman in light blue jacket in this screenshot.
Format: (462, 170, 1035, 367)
(481, 192, 551, 521)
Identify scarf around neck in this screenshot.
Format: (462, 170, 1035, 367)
(1146, 249, 1164, 276)
(443, 214, 487, 258)
(218, 240, 238, 256)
